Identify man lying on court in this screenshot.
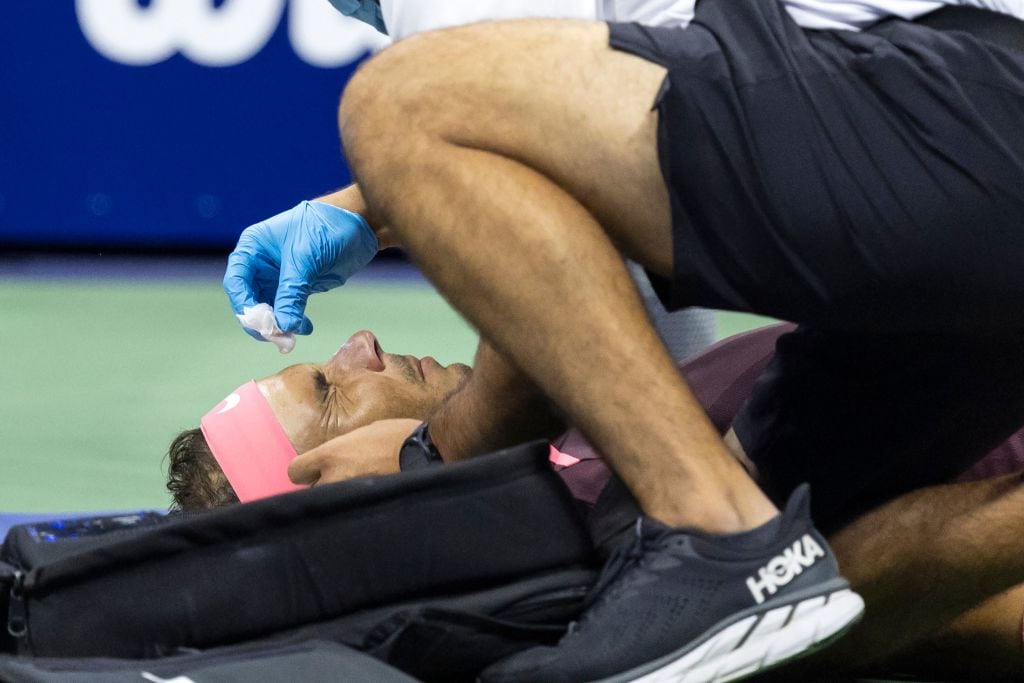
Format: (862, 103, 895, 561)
(169, 326, 1024, 680)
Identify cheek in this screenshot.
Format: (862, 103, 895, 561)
(337, 381, 434, 434)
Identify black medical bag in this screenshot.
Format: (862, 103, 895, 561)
(0, 638, 418, 682)
(0, 441, 598, 680)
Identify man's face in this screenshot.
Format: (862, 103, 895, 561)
(255, 330, 471, 453)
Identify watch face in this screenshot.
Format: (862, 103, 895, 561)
(400, 444, 430, 471)
(400, 423, 442, 471)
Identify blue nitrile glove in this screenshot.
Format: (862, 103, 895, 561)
(327, 0, 388, 34)
(223, 200, 379, 339)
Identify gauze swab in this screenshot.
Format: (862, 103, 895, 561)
(237, 303, 295, 354)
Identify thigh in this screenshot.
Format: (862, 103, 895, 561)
(341, 19, 675, 274)
(881, 583, 1024, 679)
(734, 325, 1024, 533)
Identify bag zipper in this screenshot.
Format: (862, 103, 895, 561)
(7, 569, 28, 641)
(497, 583, 590, 622)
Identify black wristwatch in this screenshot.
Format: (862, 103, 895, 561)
(399, 422, 445, 471)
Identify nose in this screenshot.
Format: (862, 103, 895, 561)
(330, 330, 385, 371)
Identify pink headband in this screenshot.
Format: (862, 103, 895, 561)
(200, 381, 304, 503)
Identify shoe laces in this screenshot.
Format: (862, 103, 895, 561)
(582, 518, 647, 612)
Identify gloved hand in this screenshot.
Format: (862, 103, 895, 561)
(224, 200, 378, 339)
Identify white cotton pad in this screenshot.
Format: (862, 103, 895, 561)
(237, 304, 296, 354)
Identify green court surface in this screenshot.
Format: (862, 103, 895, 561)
(0, 273, 774, 513)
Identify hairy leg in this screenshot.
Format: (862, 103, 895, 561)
(340, 20, 776, 532)
(755, 474, 1024, 678)
(879, 584, 1024, 680)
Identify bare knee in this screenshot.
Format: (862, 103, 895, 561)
(337, 19, 671, 256)
(339, 26, 496, 219)
(339, 36, 437, 174)
(339, 19, 613, 166)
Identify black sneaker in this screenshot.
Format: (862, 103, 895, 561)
(479, 484, 863, 683)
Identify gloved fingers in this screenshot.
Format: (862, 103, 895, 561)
(226, 267, 270, 341)
(310, 273, 345, 294)
(293, 315, 314, 336)
(225, 264, 276, 341)
(273, 273, 314, 336)
(223, 248, 263, 315)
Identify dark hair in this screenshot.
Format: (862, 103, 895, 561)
(166, 428, 239, 511)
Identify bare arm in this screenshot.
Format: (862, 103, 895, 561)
(430, 338, 565, 462)
(316, 184, 400, 249)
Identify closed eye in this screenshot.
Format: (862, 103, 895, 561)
(313, 368, 330, 401)
(309, 365, 352, 418)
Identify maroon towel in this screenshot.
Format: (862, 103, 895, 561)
(556, 324, 1024, 504)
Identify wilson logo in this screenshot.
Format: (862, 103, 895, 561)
(75, 0, 387, 67)
(746, 534, 825, 604)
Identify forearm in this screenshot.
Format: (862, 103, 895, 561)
(316, 184, 399, 249)
(429, 339, 565, 461)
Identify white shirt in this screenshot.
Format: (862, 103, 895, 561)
(784, 0, 1024, 30)
(380, 1, 693, 40)
(333, 0, 1024, 39)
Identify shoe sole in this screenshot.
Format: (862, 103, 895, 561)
(597, 580, 865, 683)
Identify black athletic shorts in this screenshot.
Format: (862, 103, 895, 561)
(608, 1, 1024, 531)
(734, 326, 1024, 532)
(609, 0, 1024, 334)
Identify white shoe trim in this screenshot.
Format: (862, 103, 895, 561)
(624, 589, 865, 683)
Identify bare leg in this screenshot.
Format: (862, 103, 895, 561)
(754, 474, 1024, 679)
(879, 585, 1024, 680)
(340, 20, 775, 532)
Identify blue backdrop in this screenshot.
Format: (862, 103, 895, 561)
(0, 0, 385, 250)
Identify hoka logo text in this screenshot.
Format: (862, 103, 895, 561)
(746, 535, 825, 604)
